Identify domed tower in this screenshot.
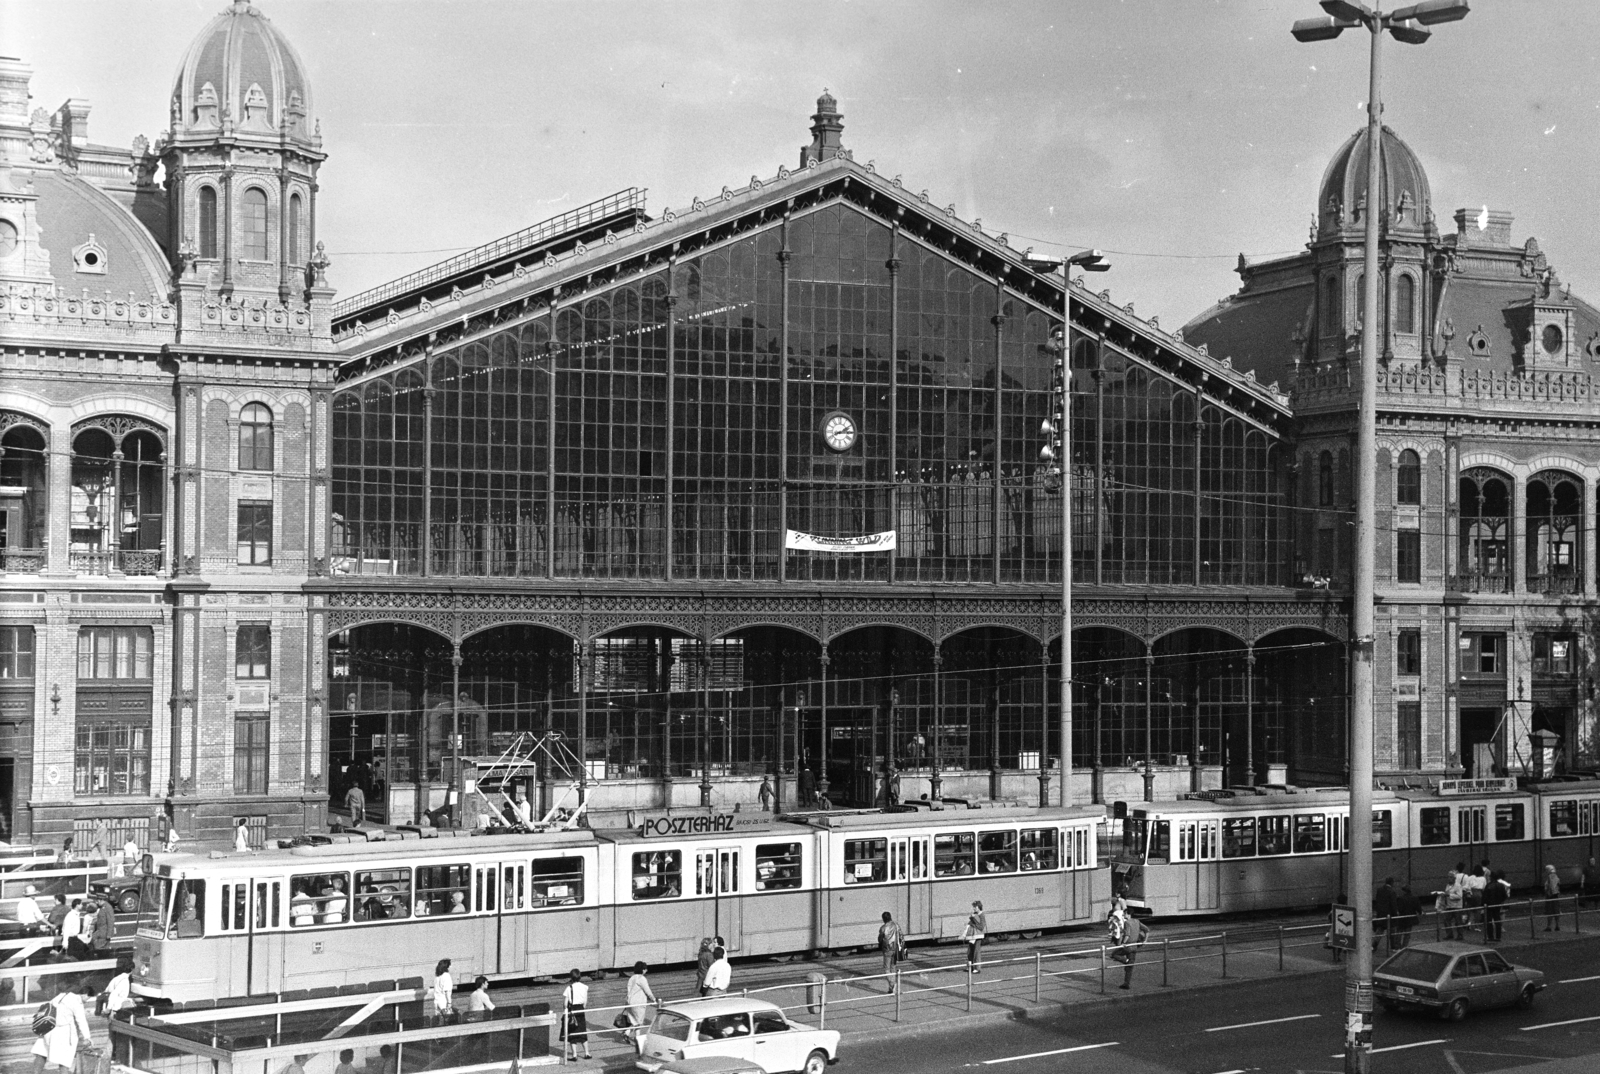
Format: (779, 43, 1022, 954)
(799, 89, 847, 168)
(161, 0, 328, 318)
(1309, 125, 1438, 366)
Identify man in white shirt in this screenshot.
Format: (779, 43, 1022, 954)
(60, 901, 84, 957)
(102, 967, 132, 1015)
(701, 947, 731, 995)
(510, 787, 533, 827)
(15, 886, 46, 933)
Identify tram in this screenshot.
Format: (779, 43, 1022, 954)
(1114, 778, 1600, 917)
(126, 805, 1108, 1002)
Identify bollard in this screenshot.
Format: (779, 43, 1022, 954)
(1161, 937, 1170, 987)
(895, 969, 902, 1022)
(1099, 945, 1107, 994)
(965, 962, 973, 1012)
(1277, 925, 1285, 972)
(1220, 931, 1228, 979)
(1035, 951, 1042, 1003)
(819, 976, 828, 1030)
(806, 971, 826, 1015)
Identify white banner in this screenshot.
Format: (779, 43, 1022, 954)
(785, 529, 896, 552)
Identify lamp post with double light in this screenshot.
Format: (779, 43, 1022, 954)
(1290, 3, 1470, 1071)
(1038, 249, 1109, 809)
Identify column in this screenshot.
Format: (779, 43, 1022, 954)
(1244, 646, 1257, 787)
(1143, 648, 1156, 802)
(887, 235, 901, 585)
(817, 644, 830, 805)
(1584, 476, 1597, 599)
(930, 645, 943, 800)
(777, 221, 791, 584)
(664, 275, 679, 582)
(1512, 474, 1526, 594)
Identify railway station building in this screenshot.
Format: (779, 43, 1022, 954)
(0, 2, 1590, 846)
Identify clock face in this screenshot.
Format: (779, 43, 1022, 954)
(821, 411, 857, 452)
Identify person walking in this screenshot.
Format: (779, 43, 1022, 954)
(758, 775, 774, 812)
(430, 959, 455, 1023)
(964, 900, 987, 973)
(1109, 908, 1146, 990)
(102, 963, 132, 1016)
(345, 782, 366, 826)
(466, 976, 495, 1019)
(1542, 864, 1563, 931)
(1439, 869, 1465, 940)
(60, 900, 85, 959)
(798, 767, 815, 808)
(561, 968, 591, 1061)
(623, 961, 657, 1049)
(234, 817, 251, 853)
(694, 937, 714, 993)
(30, 981, 92, 1074)
(1372, 877, 1397, 953)
(877, 911, 905, 992)
(45, 895, 68, 937)
(702, 946, 731, 996)
(1484, 869, 1510, 941)
(1392, 885, 1421, 949)
(91, 896, 115, 956)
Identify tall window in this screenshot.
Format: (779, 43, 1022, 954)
(239, 403, 274, 471)
(1396, 629, 1421, 676)
(289, 193, 303, 264)
(1396, 529, 1421, 583)
(234, 713, 269, 795)
(237, 501, 273, 565)
(0, 626, 34, 679)
(75, 723, 150, 797)
(241, 188, 269, 260)
(76, 626, 152, 797)
(1396, 274, 1416, 334)
(77, 627, 152, 680)
(198, 186, 218, 259)
(1318, 451, 1334, 506)
(1460, 633, 1503, 675)
(236, 625, 271, 678)
(1397, 702, 1422, 769)
(1396, 449, 1421, 504)
(1321, 276, 1340, 336)
(1533, 633, 1575, 676)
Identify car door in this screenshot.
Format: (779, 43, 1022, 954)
(1479, 950, 1519, 1007)
(693, 1012, 755, 1063)
(751, 1008, 801, 1071)
(1461, 953, 1494, 1007)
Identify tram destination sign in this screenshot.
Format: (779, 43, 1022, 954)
(1437, 777, 1518, 796)
(634, 811, 770, 838)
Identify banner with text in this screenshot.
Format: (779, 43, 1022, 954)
(784, 529, 896, 552)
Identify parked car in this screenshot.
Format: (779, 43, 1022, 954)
(90, 874, 144, 914)
(636, 996, 840, 1074)
(1374, 941, 1545, 1020)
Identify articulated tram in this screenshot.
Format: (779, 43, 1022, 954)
(1114, 778, 1600, 917)
(128, 805, 1109, 1002)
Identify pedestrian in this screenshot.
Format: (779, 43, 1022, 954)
(234, 817, 251, 853)
(14, 885, 46, 933)
(91, 896, 115, 955)
(45, 895, 68, 937)
(467, 976, 495, 1019)
(1460, 860, 1485, 933)
(694, 937, 714, 993)
(623, 961, 656, 1044)
(702, 946, 731, 996)
(1583, 857, 1599, 909)
(60, 835, 76, 862)
(1392, 885, 1420, 949)
(1438, 870, 1464, 940)
(164, 825, 179, 853)
(510, 787, 532, 828)
(1372, 877, 1397, 953)
(758, 775, 774, 812)
(1542, 864, 1562, 931)
(30, 980, 92, 1074)
(877, 911, 905, 992)
(101, 962, 132, 1016)
(334, 1049, 358, 1074)
(60, 900, 85, 959)
(963, 900, 987, 973)
(345, 781, 366, 826)
(1484, 869, 1510, 941)
(122, 836, 141, 872)
(1109, 907, 1146, 990)
(431, 958, 455, 1023)
(561, 968, 591, 1061)
(798, 767, 815, 808)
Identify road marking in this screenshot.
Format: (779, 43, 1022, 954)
(978, 1042, 1119, 1065)
(1331, 1039, 1448, 1057)
(1559, 973, 1600, 984)
(1207, 1013, 1321, 1033)
(1523, 1014, 1600, 1031)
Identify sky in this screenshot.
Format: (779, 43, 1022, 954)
(5, 0, 1599, 328)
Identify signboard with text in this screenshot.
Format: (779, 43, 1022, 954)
(1437, 777, 1518, 796)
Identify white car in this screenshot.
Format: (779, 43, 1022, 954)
(636, 996, 841, 1074)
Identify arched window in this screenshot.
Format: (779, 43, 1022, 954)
(1396, 274, 1416, 334)
(1396, 449, 1421, 504)
(239, 403, 274, 471)
(198, 187, 218, 259)
(241, 188, 269, 260)
(1458, 468, 1511, 591)
(1318, 450, 1334, 506)
(289, 193, 303, 264)
(1321, 276, 1340, 336)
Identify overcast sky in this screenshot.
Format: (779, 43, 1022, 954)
(7, 0, 1599, 328)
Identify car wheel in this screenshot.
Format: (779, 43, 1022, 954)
(1443, 997, 1468, 1022)
(802, 1049, 829, 1074)
(118, 891, 140, 914)
(1517, 984, 1537, 1009)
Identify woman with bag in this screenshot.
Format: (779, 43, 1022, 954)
(430, 959, 454, 1024)
(963, 900, 987, 974)
(877, 912, 905, 993)
(617, 961, 657, 1049)
(31, 981, 92, 1074)
(561, 968, 591, 1062)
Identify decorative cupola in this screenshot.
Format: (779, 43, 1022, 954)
(799, 89, 847, 168)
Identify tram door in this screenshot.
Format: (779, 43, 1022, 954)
(1175, 820, 1220, 911)
(248, 878, 285, 995)
(470, 863, 506, 974)
(696, 848, 743, 952)
(888, 836, 932, 936)
(494, 861, 528, 974)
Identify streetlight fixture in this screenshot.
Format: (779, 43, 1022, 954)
(1291, 4, 1468, 1072)
(1038, 249, 1110, 810)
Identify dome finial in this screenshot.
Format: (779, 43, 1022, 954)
(800, 89, 845, 168)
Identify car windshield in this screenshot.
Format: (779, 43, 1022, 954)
(651, 1012, 692, 1042)
(1378, 948, 1453, 982)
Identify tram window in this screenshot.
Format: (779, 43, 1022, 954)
(1221, 818, 1256, 858)
(933, 832, 976, 877)
(1372, 810, 1393, 849)
(1457, 807, 1486, 844)
(1585, 802, 1600, 836)
(979, 830, 1019, 874)
(531, 856, 584, 906)
(1293, 814, 1326, 854)
(414, 864, 470, 916)
(354, 868, 411, 921)
(167, 879, 206, 938)
(1122, 818, 1148, 858)
(1020, 828, 1059, 870)
(1549, 801, 1577, 837)
(1494, 803, 1525, 841)
(1258, 816, 1291, 856)
(844, 839, 888, 884)
(1419, 807, 1452, 845)
(255, 881, 280, 929)
(1147, 821, 1170, 863)
(632, 851, 681, 900)
(221, 882, 246, 932)
(289, 872, 350, 926)
(755, 843, 802, 890)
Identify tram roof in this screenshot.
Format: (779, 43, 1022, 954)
(153, 828, 600, 874)
(1525, 777, 1600, 795)
(801, 805, 1102, 831)
(1129, 788, 1400, 815)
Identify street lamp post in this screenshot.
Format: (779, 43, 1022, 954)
(1038, 249, 1109, 811)
(1291, 4, 1469, 1072)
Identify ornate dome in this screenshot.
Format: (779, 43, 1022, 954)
(170, 1, 312, 142)
(1316, 125, 1431, 237)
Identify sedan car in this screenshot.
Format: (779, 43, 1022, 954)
(1374, 941, 1546, 1020)
(636, 996, 840, 1074)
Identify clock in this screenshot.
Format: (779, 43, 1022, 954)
(821, 410, 857, 453)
